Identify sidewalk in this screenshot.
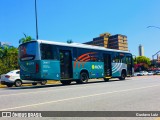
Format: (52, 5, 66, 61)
(0, 80, 60, 88)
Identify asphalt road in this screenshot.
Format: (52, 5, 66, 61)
(0, 76, 160, 120)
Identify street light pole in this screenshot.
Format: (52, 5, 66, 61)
(35, 0, 39, 40)
(147, 25, 160, 66)
(147, 26, 160, 29)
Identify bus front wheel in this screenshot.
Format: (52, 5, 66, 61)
(77, 72, 88, 84)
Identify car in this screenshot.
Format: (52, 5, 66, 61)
(138, 71, 148, 76)
(147, 71, 154, 75)
(133, 72, 140, 76)
(0, 70, 47, 87)
(154, 70, 160, 75)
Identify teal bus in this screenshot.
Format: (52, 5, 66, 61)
(18, 40, 134, 85)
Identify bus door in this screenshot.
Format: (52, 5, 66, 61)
(60, 50, 73, 79)
(103, 54, 112, 78)
(126, 56, 132, 76)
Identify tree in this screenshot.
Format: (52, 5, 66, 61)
(19, 33, 33, 44)
(134, 56, 151, 71)
(0, 46, 19, 75)
(0, 46, 10, 63)
(136, 56, 151, 65)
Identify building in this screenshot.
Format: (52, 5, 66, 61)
(83, 32, 128, 51)
(108, 34, 128, 51)
(92, 33, 111, 48)
(138, 44, 144, 56)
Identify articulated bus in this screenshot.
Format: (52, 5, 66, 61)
(18, 40, 134, 85)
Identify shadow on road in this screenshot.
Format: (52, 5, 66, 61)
(5, 78, 131, 90)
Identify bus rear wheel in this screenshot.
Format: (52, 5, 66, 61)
(60, 80, 71, 85)
(76, 72, 88, 84)
(119, 71, 126, 80)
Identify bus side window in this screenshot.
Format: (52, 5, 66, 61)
(97, 51, 103, 62)
(52, 46, 58, 60)
(73, 47, 77, 61)
(60, 52, 64, 62)
(40, 44, 56, 60)
(120, 53, 125, 63)
(126, 56, 131, 64)
(90, 50, 99, 62)
(112, 54, 119, 63)
(112, 53, 125, 63)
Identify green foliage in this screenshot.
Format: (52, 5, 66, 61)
(136, 56, 151, 65)
(133, 57, 137, 64)
(0, 47, 19, 75)
(19, 33, 34, 44)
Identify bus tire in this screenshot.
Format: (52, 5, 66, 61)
(119, 71, 126, 80)
(104, 78, 109, 82)
(14, 80, 22, 87)
(40, 80, 47, 85)
(60, 80, 71, 85)
(77, 72, 88, 84)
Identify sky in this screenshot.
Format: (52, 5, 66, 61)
(0, 0, 160, 59)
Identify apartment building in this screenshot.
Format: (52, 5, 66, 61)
(109, 34, 128, 51)
(84, 33, 128, 51)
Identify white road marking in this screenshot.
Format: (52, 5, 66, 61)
(0, 84, 160, 111)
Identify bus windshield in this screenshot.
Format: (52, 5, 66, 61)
(19, 42, 37, 61)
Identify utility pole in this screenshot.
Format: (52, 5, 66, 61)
(35, 0, 39, 40)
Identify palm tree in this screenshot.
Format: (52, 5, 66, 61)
(19, 33, 34, 44)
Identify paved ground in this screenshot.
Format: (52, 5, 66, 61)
(0, 76, 160, 120)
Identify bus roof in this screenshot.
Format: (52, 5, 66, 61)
(29, 40, 131, 54)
